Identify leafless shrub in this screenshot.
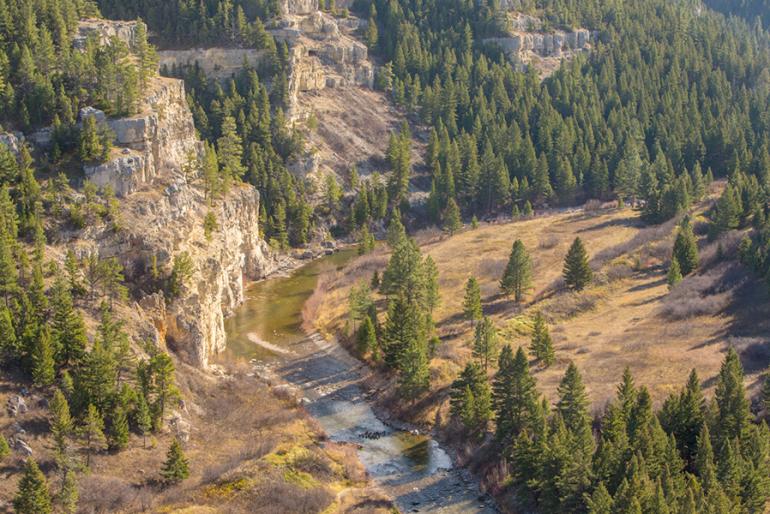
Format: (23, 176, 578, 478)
(414, 227, 445, 245)
(584, 199, 602, 212)
(250, 480, 334, 514)
(659, 270, 734, 320)
(78, 475, 138, 513)
(477, 257, 505, 279)
(606, 263, 634, 282)
(291, 450, 335, 481)
(539, 234, 560, 249)
(699, 231, 743, 270)
(544, 292, 599, 320)
(592, 216, 679, 266)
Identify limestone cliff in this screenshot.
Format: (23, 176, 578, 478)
(158, 48, 269, 79)
(483, 11, 591, 77)
(74, 72, 277, 367)
(84, 78, 202, 197)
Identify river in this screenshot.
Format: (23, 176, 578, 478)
(220, 250, 498, 513)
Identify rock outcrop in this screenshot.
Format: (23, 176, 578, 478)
(271, 10, 375, 121)
(158, 48, 269, 79)
(0, 132, 23, 156)
(84, 77, 202, 197)
(483, 11, 591, 77)
(73, 70, 276, 367)
(100, 179, 276, 366)
(281, 0, 319, 15)
(74, 18, 140, 49)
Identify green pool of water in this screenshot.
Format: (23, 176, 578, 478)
(221, 248, 357, 361)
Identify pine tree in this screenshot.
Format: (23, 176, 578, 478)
(450, 361, 491, 433)
(50, 275, 87, 368)
(463, 277, 482, 321)
(135, 20, 157, 89)
(585, 482, 614, 513)
(80, 404, 106, 467)
(13, 459, 52, 514)
(714, 347, 750, 444)
(472, 316, 498, 372)
(58, 470, 78, 514)
(563, 237, 593, 291)
(0, 432, 10, 461)
(356, 316, 377, 356)
(108, 405, 129, 451)
(49, 389, 73, 475)
(399, 336, 430, 399)
(217, 115, 245, 189)
(148, 352, 179, 429)
(695, 423, 718, 493)
(78, 115, 103, 163)
(673, 217, 699, 276)
(500, 239, 532, 302)
(530, 312, 555, 367)
(667, 257, 683, 289)
(0, 305, 18, 363)
(443, 197, 462, 234)
(160, 438, 190, 484)
(557, 362, 590, 433)
(135, 392, 152, 448)
(493, 345, 538, 442)
(32, 327, 56, 388)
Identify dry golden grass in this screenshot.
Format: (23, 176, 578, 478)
(311, 198, 770, 425)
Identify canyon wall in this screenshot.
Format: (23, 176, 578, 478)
(75, 69, 277, 367)
(158, 48, 269, 79)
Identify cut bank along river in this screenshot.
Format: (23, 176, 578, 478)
(219, 250, 498, 513)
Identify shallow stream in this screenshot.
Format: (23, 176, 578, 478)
(220, 250, 497, 513)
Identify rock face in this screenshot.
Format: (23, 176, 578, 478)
(74, 18, 141, 49)
(158, 48, 269, 79)
(272, 10, 375, 121)
(281, 0, 319, 15)
(76, 74, 276, 367)
(483, 11, 591, 77)
(84, 77, 202, 197)
(0, 132, 23, 156)
(102, 181, 276, 366)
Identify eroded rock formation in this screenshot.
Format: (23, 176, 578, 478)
(84, 77, 201, 197)
(484, 11, 591, 77)
(69, 66, 277, 367)
(158, 48, 269, 79)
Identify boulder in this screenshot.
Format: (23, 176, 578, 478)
(7, 395, 28, 417)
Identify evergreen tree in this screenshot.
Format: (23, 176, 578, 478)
(32, 327, 56, 388)
(135, 392, 152, 447)
(585, 482, 614, 514)
(58, 470, 78, 514)
(13, 459, 52, 514)
(463, 277, 482, 321)
(160, 438, 190, 484)
(49, 389, 73, 476)
(108, 405, 129, 451)
(356, 315, 377, 356)
(135, 20, 157, 89)
(667, 257, 683, 289)
(557, 363, 590, 434)
(530, 312, 555, 367)
(714, 348, 750, 444)
(399, 335, 430, 399)
(673, 217, 699, 276)
(493, 345, 538, 442)
(0, 432, 10, 461)
(80, 404, 106, 467)
(500, 239, 532, 302)
(563, 237, 593, 291)
(217, 115, 245, 189)
(443, 197, 462, 234)
(450, 361, 492, 433)
(472, 316, 498, 372)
